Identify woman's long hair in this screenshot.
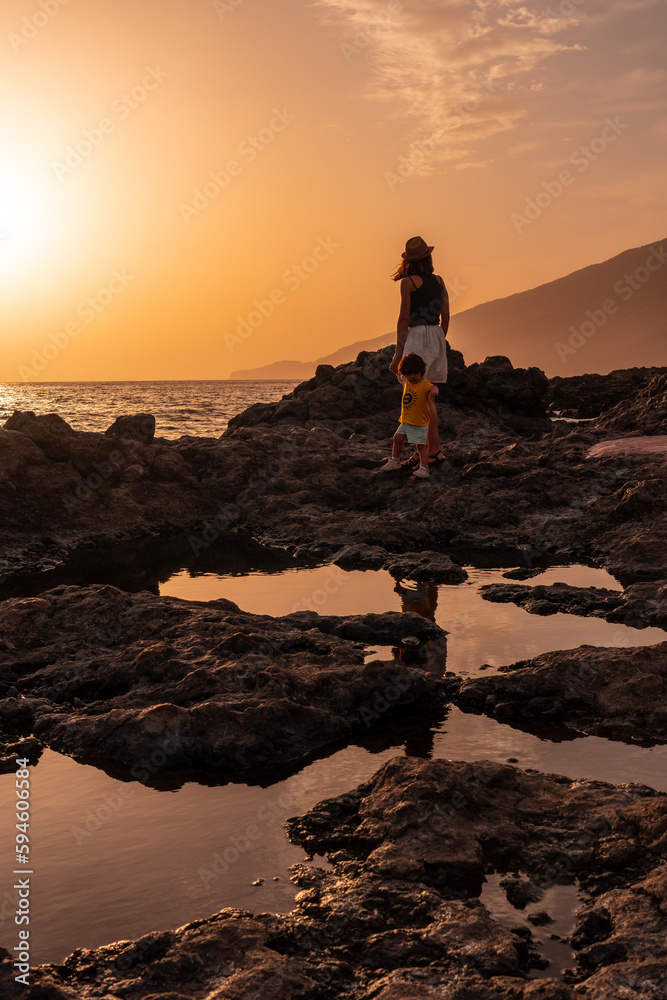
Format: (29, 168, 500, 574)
(391, 254, 434, 281)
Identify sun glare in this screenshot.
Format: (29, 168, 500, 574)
(0, 152, 64, 283)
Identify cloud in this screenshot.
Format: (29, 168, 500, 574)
(315, 0, 584, 167)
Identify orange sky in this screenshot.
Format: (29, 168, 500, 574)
(1, 0, 665, 380)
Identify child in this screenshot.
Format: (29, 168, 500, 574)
(380, 352, 438, 478)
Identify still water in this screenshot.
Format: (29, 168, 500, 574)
(0, 561, 665, 966)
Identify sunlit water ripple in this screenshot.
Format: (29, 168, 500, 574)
(0, 380, 299, 438)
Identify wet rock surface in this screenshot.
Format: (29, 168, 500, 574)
(1, 349, 666, 591)
(595, 372, 667, 436)
(2, 348, 667, 997)
(547, 366, 666, 419)
(384, 550, 468, 584)
(457, 641, 667, 742)
(481, 579, 667, 629)
(0, 586, 449, 780)
(12, 757, 667, 999)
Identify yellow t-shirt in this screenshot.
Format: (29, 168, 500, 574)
(400, 377, 433, 426)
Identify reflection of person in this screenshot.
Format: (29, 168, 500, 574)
(380, 353, 438, 479)
(389, 236, 449, 468)
(392, 579, 446, 678)
(393, 578, 438, 622)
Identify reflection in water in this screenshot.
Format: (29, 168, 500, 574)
(2, 709, 666, 965)
(0, 558, 664, 965)
(161, 563, 666, 678)
(394, 579, 439, 621)
(480, 872, 579, 980)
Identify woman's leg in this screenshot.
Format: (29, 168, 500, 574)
(427, 410, 440, 459)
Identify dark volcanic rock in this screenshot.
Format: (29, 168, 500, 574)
(570, 864, 667, 995)
(595, 372, 667, 436)
(548, 367, 666, 419)
(0, 410, 206, 578)
(105, 413, 156, 443)
(287, 757, 667, 890)
(499, 874, 544, 909)
(226, 346, 551, 438)
(286, 758, 667, 996)
(457, 641, 667, 742)
(15, 757, 667, 999)
(1, 347, 666, 589)
(562, 471, 667, 584)
(332, 543, 389, 570)
(480, 580, 667, 629)
(384, 550, 468, 584)
(0, 586, 449, 779)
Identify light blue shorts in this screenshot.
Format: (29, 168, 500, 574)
(397, 422, 428, 445)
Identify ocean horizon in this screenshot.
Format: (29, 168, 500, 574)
(0, 379, 300, 438)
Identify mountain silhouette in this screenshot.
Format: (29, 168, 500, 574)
(229, 240, 666, 379)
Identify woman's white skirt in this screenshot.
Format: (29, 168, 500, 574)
(403, 325, 448, 383)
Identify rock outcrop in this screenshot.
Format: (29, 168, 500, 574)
(480, 580, 667, 629)
(11, 757, 667, 999)
(1, 348, 666, 590)
(595, 372, 667, 435)
(456, 641, 667, 742)
(227, 346, 552, 438)
(547, 367, 666, 419)
(0, 586, 450, 781)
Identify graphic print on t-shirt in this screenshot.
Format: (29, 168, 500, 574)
(400, 379, 432, 426)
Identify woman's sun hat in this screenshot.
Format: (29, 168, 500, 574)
(402, 236, 434, 260)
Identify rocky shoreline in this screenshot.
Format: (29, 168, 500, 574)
(1, 346, 666, 997)
(456, 641, 667, 743)
(2, 757, 666, 999)
(0, 585, 450, 780)
(1, 349, 664, 586)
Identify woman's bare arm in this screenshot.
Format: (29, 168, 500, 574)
(438, 276, 450, 338)
(390, 277, 413, 373)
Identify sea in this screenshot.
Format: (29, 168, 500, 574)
(0, 380, 300, 438)
(1, 376, 666, 971)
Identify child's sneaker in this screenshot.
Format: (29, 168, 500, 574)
(412, 465, 429, 479)
(380, 457, 402, 471)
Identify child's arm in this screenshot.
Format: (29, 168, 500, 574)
(428, 384, 439, 399)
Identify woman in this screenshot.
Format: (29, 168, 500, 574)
(389, 235, 449, 466)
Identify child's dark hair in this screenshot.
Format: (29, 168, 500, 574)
(399, 353, 426, 377)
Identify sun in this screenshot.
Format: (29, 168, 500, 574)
(0, 150, 64, 284)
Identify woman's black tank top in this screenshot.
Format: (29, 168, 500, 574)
(409, 273, 445, 327)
